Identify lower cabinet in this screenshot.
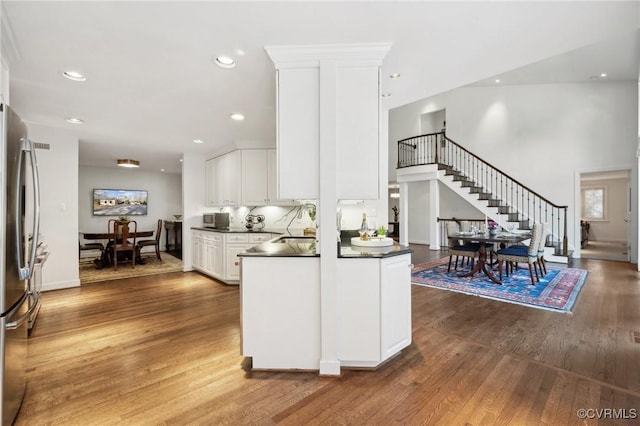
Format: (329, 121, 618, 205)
(337, 253, 412, 367)
(241, 256, 321, 369)
(191, 230, 274, 284)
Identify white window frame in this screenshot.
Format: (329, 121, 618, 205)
(581, 185, 607, 221)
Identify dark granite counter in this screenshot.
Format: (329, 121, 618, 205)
(238, 235, 412, 259)
(338, 240, 413, 258)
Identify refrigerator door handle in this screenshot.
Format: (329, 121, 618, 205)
(15, 138, 41, 280)
(5, 295, 38, 330)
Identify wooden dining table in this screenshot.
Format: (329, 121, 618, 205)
(82, 230, 154, 267)
(453, 231, 531, 284)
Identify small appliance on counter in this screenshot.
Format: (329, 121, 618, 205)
(203, 212, 230, 229)
(245, 214, 265, 231)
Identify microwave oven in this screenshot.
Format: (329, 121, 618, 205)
(203, 212, 230, 229)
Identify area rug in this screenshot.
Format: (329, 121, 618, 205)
(79, 253, 183, 284)
(411, 258, 588, 314)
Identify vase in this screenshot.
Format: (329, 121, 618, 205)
(489, 228, 498, 236)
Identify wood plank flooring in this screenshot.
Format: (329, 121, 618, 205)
(15, 246, 640, 425)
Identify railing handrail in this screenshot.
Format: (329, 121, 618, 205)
(398, 131, 443, 145)
(398, 131, 569, 255)
(440, 132, 567, 210)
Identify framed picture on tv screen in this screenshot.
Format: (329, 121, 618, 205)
(92, 189, 148, 216)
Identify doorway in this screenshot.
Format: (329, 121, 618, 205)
(579, 169, 631, 262)
(419, 109, 446, 135)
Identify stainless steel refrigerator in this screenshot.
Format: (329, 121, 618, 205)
(0, 103, 41, 425)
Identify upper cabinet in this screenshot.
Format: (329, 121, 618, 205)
(266, 44, 390, 201)
(241, 149, 288, 206)
(205, 150, 241, 207)
(277, 68, 320, 200)
(207, 149, 290, 207)
(335, 66, 380, 200)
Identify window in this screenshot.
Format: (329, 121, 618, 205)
(582, 187, 606, 221)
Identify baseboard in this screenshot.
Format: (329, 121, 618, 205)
(42, 279, 80, 291)
(408, 239, 429, 245)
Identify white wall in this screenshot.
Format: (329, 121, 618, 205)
(389, 81, 638, 259)
(78, 166, 181, 253)
(181, 152, 206, 271)
(28, 124, 80, 291)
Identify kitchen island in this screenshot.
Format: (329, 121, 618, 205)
(239, 236, 413, 371)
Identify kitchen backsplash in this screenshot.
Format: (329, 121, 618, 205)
(210, 201, 385, 232)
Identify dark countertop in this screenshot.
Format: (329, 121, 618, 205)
(238, 236, 412, 259)
(191, 227, 293, 235)
(338, 240, 413, 258)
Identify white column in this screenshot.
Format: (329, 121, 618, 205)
(318, 59, 340, 375)
(399, 182, 409, 246)
(429, 179, 440, 250)
(265, 43, 391, 375)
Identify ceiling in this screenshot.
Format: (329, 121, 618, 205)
(2, 2, 638, 174)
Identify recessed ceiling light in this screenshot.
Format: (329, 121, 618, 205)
(214, 56, 236, 68)
(230, 113, 245, 121)
(381, 93, 391, 98)
(390, 73, 400, 79)
(193, 139, 204, 144)
(179, 159, 183, 163)
(234, 49, 245, 56)
(495, 79, 501, 83)
(160, 169, 165, 172)
(600, 73, 607, 78)
(62, 71, 86, 82)
(65, 117, 84, 124)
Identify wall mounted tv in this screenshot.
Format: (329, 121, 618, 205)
(92, 189, 148, 216)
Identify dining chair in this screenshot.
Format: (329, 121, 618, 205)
(137, 219, 162, 261)
(108, 219, 137, 270)
(446, 221, 480, 272)
(499, 222, 547, 277)
(537, 222, 548, 276)
(79, 233, 104, 260)
(496, 222, 542, 285)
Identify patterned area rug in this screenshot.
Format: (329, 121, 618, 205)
(411, 258, 588, 314)
(79, 253, 183, 284)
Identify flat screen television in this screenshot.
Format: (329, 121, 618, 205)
(92, 189, 148, 216)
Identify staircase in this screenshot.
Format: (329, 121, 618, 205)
(397, 132, 569, 260)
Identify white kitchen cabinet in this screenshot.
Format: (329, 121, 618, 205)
(337, 253, 412, 368)
(191, 230, 204, 270)
(276, 68, 320, 200)
(267, 149, 278, 202)
(241, 150, 268, 206)
(225, 233, 276, 283)
(192, 229, 275, 284)
(225, 233, 249, 283)
(241, 256, 321, 369)
(212, 233, 223, 277)
(335, 66, 380, 200)
(380, 254, 412, 360)
(205, 159, 217, 206)
(274, 64, 381, 200)
(241, 149, 291, 206)
(205, 151, 241, 206)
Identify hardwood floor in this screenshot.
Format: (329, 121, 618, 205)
(16, 246, 640, 425)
